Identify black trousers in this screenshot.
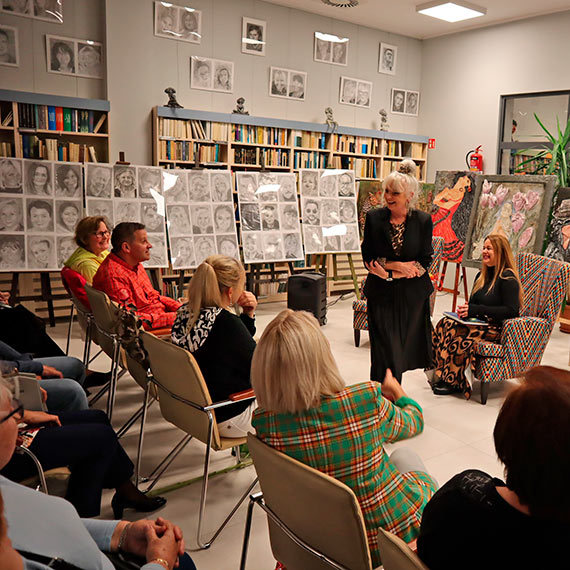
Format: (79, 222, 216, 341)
(2, 409, 133, 518)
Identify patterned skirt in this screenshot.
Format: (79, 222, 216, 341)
(432, 316, 500, 398)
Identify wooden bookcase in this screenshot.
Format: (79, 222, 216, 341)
(0, 89, 111, 163)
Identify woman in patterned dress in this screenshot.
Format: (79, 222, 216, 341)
(361, 159, 434, 383)
(430, 234, 523, 398)
(251, 309, 437, 568)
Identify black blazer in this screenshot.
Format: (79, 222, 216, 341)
(361, 207, 434, 303)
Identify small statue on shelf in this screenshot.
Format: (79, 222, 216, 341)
(233, 97, 249, 115)
(379, 108, 389, 131)
(324, 107, 338, 133)
(164, 87, 183, 108)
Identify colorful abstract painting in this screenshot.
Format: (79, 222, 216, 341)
(431, 171, 476, 262)
(415, 182, 435, 215)
(544, 187, 570, 263)
(357, 180, 382, 238)
(463, 174, 556, 268)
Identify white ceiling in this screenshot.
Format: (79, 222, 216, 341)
(261, 0, 570, 40)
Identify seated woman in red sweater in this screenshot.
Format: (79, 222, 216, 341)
(171, 255, 257, 437)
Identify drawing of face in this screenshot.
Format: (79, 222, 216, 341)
(161, 15, 174, 32)
(262, 206, 276, 227)
(0, 203, 21, 230)
(213, 175, 230, 200)
(91, 202, 112, 219)
(141, 170, 161, 196)
(89, 167, 110, 196)
(196, 63, 210, 84)
(279, 178, 295, 201)
(219, 239, 237, 258)
(0, 32, 9, 58)
(248, 27, 260, 41)
(290, 76, 303, 96)
(143, 204, 162, 231)
(176, 239, 192, 259)
(78, 46, 100, 69)
(31, 239, 50, 267)
(343, 81, 356, 102)
(56, 46, 71, 69)
(357, 86, 369, 106)
(196, 238, 214, 261)
(273, 71, 286, 93)
(283, 207, 297, 229)
(190, 176, 208, 201)
(340, 201, 355, 222)
(1, 240, 23, 265)
(244, 235, 261, 259)
(1, 161, 21, 188)
(32, 165, 49, 189)
(383, 49, 393, 68)
(195, 208, 211, 233)
(30, 206, 51, 230)
(58, 237, 75, 263)
(63, 169, 78, 192)
(214, 207, 233, 232)
(217, 68, 229, 86)
(394, 91, 404, 110)
(284, 234, 299, 255)
(333, 43, 345, 61)
(339, 173, 354, 196)
(61, 204, 79, 231)
(302, 174, 317, 195)
(182, 11, 197, 31)
(169, 207, 190, 234)
(304, 201, 319, 225)
(117, 170, 135, 189)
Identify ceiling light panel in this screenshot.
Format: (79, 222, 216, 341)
(416, 1, 487, 23)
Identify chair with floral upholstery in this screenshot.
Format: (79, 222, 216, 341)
(474, 252, 570, 404)
(352, 236, 444, 347)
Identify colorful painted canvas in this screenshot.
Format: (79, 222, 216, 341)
(415, 182, 435, 214)
(463, 174, 556, 268)
(431, 171, 476, 262)
(544, 187, 570, 263)
(356, 180, 382, 238)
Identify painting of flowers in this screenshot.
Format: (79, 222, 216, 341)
(544, 188, 570, 263)
(463, 175, 556, 268)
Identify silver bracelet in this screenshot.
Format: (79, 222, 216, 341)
(118, 522, 131, 552)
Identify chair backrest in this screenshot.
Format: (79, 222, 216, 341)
(85, 284, 120, 334)
(248, 434, 373, 570)
(140, 331, 222, 449)
(61, 266, 90, 311)
(517, 253, 570, 324)
(428, 236, 444, 278)
(377, 529, 429, 570)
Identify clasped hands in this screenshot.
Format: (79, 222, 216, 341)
(457, 303, 469, 318)
(365, 260, 420, 280)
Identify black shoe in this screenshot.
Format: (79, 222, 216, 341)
(111, 491, 167, 519)
(84, 371, 112, 389)
(432, 381, 458, 396)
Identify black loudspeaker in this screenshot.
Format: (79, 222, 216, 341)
(287, 272, 327, 325)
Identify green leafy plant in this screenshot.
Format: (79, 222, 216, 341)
(515, 113, 570, 188)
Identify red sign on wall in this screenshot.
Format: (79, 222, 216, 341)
(428, 138, 436, 149)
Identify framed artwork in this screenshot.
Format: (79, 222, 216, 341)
(269, 67, 306, 101)
(191, 56, 234, 93)
(405, 90, 420, 116)
(544, 188, 570, 263)
(463, 174, 557, 268)
(431, 171, 476, 262)
(241, 17, 266, 56)
(0, 24, 19, 67)
(391, 88, 406, 114)
(339, 76, 372, 108)
(46, 35, 103, 78)
(299, 169, 360, 254)
(1, 0, 63, 23)
(313, 32, 348, 66)
(378, 42, 397, 75)
(356, 179, 382, 238)
(415, 182, 435, 215)
(154, 1, 201, 44)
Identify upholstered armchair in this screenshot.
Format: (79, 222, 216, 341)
(474, 252, 570, 404)
(352, 235, 444, 347)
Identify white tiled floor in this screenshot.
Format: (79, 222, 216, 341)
(50, 288, 569, 569)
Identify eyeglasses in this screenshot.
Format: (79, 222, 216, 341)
(0, 398, 23, 425)
(93, 230, 110, 239)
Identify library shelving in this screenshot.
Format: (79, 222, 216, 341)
(152, 106, 429, 181)
(0, 89, 110, 162)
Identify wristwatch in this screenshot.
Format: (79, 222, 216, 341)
(386, 270, 393, 282)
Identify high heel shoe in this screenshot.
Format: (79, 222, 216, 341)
(111, 491, 167, 519)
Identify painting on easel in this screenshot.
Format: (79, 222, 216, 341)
(431, 171, 476, 262)
(356, 180, 382, 238)
(544, 187, 570, 263)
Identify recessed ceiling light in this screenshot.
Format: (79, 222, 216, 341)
(416, 1, 486, 23)
(321, 0, 359, 8)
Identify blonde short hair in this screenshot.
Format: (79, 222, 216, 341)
(382, 158, 418, 207)
(251, 309, 345, 413)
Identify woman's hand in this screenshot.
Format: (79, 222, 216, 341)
(457, 303, 469, 318)
(396, 261, 421, 279)
(21, 410, 61, 427)
(365, 260, 388, 279)
(144, 519, 181, 570)
(381, 369, 406, 402)
(237, 291, 257, 318)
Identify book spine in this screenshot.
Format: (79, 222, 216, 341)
(63, 108, 72, 131)
(88, 111, 94, 133)
(47, 106, 57, 130)
(55, 107, 64, 131)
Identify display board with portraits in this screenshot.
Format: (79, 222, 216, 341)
(0, 157, 82, 271)
(236, 171, 304, 264)
(164, 169, 239, 269)
(299, 169, 360, 255)
(85, 163, 169, 269)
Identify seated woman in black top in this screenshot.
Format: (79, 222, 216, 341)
(430, 234, 522, 398)
(171, 255, 257, 437)
(417, 365, 570, 570)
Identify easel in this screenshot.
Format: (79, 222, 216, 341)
(313, 252, 360, 299)
(437, 261, 468, 312)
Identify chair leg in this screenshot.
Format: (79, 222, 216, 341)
(65, 304, 75, 355)
(106, 337, 121, 420)
(144, 434, 194, 492)
(239, 493, 262, 570)
(134, 381, 152, 487)
(480, 381, 488, 405)
(82, 319, 91, 367)
(353, 328, 360, 347)
(17, 447, 48, 494)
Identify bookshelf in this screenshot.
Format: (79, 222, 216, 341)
(0, 89, 110, 163)
(152, 106, 429, 181)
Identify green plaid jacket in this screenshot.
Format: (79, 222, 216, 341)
(252, 381, 437, 567)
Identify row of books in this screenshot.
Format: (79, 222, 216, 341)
(17, 103, 106, 133)
(158, 118, 229, 141)
(20, 134, 98, 162)
(332, 155, 378, 178)
(160, 140, 194, 162)
(233, 147, 290, 167)
(332, 135, 381, 155)
(291, 130, 327, 150)
(1, 111, 13, 127)
(293, 150, 329, 169)
(0, 141, 14, 157)
(197, 144, 226, 164)
(232, 125, 288, 146)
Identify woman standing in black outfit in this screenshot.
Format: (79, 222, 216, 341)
(361, 159, 434, 383)
(430, 234, 522, 398)
(171, 255, 258, 437)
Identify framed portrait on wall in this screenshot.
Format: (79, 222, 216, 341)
(339, 76, 372, 108)
(46, 35, 76, 76)
(391, 88, 406, 114)
(0, 24, 19, 67)
(154, 2, 201, 44)
(241, 17, 266, 56)
(1, 0, 63, 23)
(191, 56, 234, 93)
(379, 42, 397, 75)
(269, 67, 306, 101)
(313, 32, 348, 66)
(405, 90, 420, 116)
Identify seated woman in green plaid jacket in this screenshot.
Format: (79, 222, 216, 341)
(251, 309, 437, 567)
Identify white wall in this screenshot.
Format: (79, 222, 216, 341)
(0, 0, 106, 99)
(106, 0, 422, 165)
(419, 10, 570, 182)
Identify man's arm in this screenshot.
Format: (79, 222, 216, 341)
(0, 341, 43, 375)
(158, 295, 182, 313)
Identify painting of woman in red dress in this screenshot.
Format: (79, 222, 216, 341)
(431, 171, 475, 262)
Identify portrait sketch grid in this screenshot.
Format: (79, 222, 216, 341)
(191, 56, 234, 93)
(1, 0, 63, 23)
(164, 170, 239, 269)
(154, 1, 201, 45)
(237, 171, 304, 263)
(46, 34, 103, 78)
(313, 32, 348, 66)
(0, 157, 83, 271)
(299, 168, 360, 254)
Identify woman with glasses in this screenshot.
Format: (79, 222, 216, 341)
(64, 215, 111, 283)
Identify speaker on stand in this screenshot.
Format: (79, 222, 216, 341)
(287, 272, 327, 325)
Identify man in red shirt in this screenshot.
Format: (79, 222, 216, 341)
(93, 222, 181, 329)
